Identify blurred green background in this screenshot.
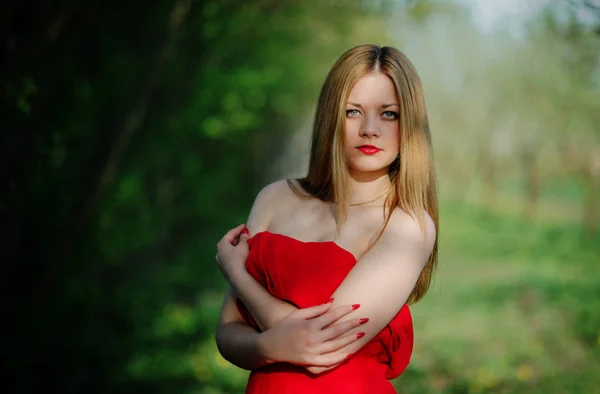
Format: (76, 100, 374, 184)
(2, 0, 599, 393)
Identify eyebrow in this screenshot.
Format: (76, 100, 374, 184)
(347, 102, 399, 108)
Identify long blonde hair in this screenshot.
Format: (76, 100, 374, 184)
(297, 44, 439, 304)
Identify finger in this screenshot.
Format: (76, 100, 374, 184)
(318, 330, 363, 354)
(221, 224, 246, 245)
(313, 304, 359, 328)
(238, 233, 250, 245)
(294, 301, 333, 320)
(308, 351, 350, 368)
(320, 317, 366, 342)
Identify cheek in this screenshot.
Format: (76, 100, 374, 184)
(344, 121, 359, 145)
(385, 124, 400, 153)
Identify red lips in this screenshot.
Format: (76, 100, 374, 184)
(357, 145, 381, 155)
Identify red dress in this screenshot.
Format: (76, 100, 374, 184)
(236, 231, 414, 394)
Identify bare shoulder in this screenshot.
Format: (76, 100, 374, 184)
(253, 179, 303, 205)
(247, 179, 304, 232)
(254, 179, 289, 201)
(378, 207, 437, 262)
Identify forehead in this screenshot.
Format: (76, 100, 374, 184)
(347, 72, 398, 105)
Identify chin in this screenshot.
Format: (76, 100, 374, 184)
(348, 163, 392, 174)
(348, 158, 395, 174)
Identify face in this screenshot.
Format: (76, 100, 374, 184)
(344, 72, 400, 178)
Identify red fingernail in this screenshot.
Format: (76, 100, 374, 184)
(327, 298, 334, 303)
(359, 318, 369, 324)
(356, 332, 365, 339)
(352, 304, 360, 310)
(241, 228, 249, 235)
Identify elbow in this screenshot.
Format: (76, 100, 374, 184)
(214, 325, 227, 358)
(215, 323, 255, 372)
(215, 325, 236, 366)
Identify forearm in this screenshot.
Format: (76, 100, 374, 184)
(229, 268, 297, 331)
(215, 321, 272, 371)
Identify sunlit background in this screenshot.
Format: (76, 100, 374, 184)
(3, 0, 599, 393)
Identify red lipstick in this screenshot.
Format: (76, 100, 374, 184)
(357, 145, 381, 155)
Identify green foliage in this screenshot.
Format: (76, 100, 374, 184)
(3, 1, 392, 393)
(4, 1, 598, 393)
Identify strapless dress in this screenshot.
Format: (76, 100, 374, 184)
(236, 231, 413, 394)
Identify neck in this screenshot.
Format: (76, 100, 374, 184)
(348, 168, 392, 206)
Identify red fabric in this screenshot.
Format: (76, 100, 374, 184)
(236, 231, 414, 394)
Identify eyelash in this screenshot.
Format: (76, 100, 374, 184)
(346, 109, 399, 120)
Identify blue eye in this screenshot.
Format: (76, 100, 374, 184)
(346, 109, 360, 117)
(383, 111, 399, 120)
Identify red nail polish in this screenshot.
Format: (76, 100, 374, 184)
(351, 304, 360, 310)
(241, 228, 249, 235)
(359, 318, 369, 324)
(327, 298, 334, 303)
(356, 332, 365, 339)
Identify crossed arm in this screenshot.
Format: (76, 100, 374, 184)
(216, 185, 436, 374)
(217, 182, 436, 373)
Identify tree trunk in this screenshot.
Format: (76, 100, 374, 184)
(583, 148, 600, 238)
(55, 0, 192, 262)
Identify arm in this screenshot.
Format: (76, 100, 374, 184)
(216, 285, 361, 370)
(215, 286, 271, 370)
(215, 182, 366, 372)
(221, 258, 354, 374)
(320, 210, 436, 364)
(228, 264, 298, 331)
(227, 180, 300, 331)
(227, 208, 436, 373)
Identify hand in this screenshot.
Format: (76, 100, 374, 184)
(257, 302, 367, 373)
(216, 224, 250, 282)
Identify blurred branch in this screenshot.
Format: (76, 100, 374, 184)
(45, 3, 77, 41)
(56, 0, 194, 261)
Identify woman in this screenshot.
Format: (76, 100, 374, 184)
(215, 45, 438, 393)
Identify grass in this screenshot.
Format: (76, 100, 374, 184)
(396, 197, 600, 394)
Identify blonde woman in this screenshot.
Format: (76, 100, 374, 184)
(215, 45, 438, 394)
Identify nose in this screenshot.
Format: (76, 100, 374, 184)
(359, 116, 380, 138)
